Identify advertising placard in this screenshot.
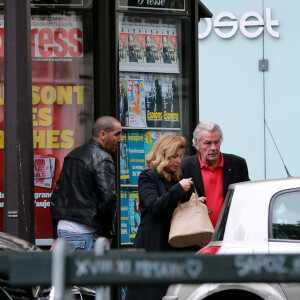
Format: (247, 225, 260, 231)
(0, 14, 92, 242)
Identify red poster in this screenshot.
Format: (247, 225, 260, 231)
(0, 14, 92, 242)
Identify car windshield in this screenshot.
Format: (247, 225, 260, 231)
(211, 188, 234, 241)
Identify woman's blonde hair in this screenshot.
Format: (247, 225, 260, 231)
(146, 134, 186, 181)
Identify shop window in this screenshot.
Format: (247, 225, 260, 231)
(0, 1, 94, 242)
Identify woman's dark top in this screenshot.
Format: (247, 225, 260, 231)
(134, 168, 188, 251)
(125, 168, 191, 300)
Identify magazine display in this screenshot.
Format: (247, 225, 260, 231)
(119, 16, 182, 245)
(119, 16, 180, 73)
(121, 72, 180, 129)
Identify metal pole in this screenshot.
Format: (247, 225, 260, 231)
(95, 237, 111, 300)
(52, 239, 74, 300)
(3, 0, 35, 243)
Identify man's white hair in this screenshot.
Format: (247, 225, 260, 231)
(192, 121, 223, 149)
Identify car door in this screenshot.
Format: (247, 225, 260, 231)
(268, 188, 300, 300)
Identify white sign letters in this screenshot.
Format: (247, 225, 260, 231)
(199, 8, 279, 39)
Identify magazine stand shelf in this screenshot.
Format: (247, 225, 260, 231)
(118, 14, 184, 246)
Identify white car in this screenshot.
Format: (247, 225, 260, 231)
(163, 177, 300, 300)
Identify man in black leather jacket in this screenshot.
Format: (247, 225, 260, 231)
(50, 116, 122, 250)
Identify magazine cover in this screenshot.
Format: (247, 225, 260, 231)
(135, 29, 145, 64)
(150, 22, 163, 65)
(144, 73, 156, 127)
(119, 76, 129, 127)
(160, 19, 179, 65)
(144, 131, 163, 156)
(153, 76, 163, 127)
(156, 74, 180, 128)
(142, 74, 164, 128)
(127, 32, 144, 63)
(127, 75, 147, 127)
(160, 33, 178, 65)
(120, 132, 130, 184)
(161, 74, 172, 128)
(170, 76, 180, 128)
(34, 154, 56, 189)
(144, 34, 157, 64)
(161, 35, 172, 64)
(128, 189, 140, 243)
(119, 35, 127, 62)
(120, 188, 130, 244)
(126, 16, 144, 63)
(168, 29, 179, 65)
(143, 17, 161, 64)
(119, 17, 128, 62)
(127, 131, 145, 185)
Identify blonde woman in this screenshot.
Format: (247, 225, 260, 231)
(126, 134, 194, 300)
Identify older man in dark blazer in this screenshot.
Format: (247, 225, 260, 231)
(182, 121, 250, 227)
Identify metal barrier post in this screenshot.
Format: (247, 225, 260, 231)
(95, 237, 111, 300)
(52, 239, 74, 300)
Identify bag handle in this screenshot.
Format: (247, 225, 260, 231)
(193, 183, 199, 199)
(193, 184, 202, 213)
(177, 184, 202, 216)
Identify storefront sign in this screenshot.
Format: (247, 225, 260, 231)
(31, 16, 83, 58)
(199, 8, 279, 39)
(0, 15, 83, 59)
(118, 0, 185, 11)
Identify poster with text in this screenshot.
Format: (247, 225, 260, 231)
(0, 14, 94, 241)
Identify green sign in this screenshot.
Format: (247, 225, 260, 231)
(4, 251, 300, 286)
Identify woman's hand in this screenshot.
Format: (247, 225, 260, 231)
(179, 177, 193, 192)
(198, 196, 206, 203)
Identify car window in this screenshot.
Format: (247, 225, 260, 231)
(270, 189, 300, 240)
(212, 189, 234, 241)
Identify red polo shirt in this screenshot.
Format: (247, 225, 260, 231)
(198, 153, 224, 228)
